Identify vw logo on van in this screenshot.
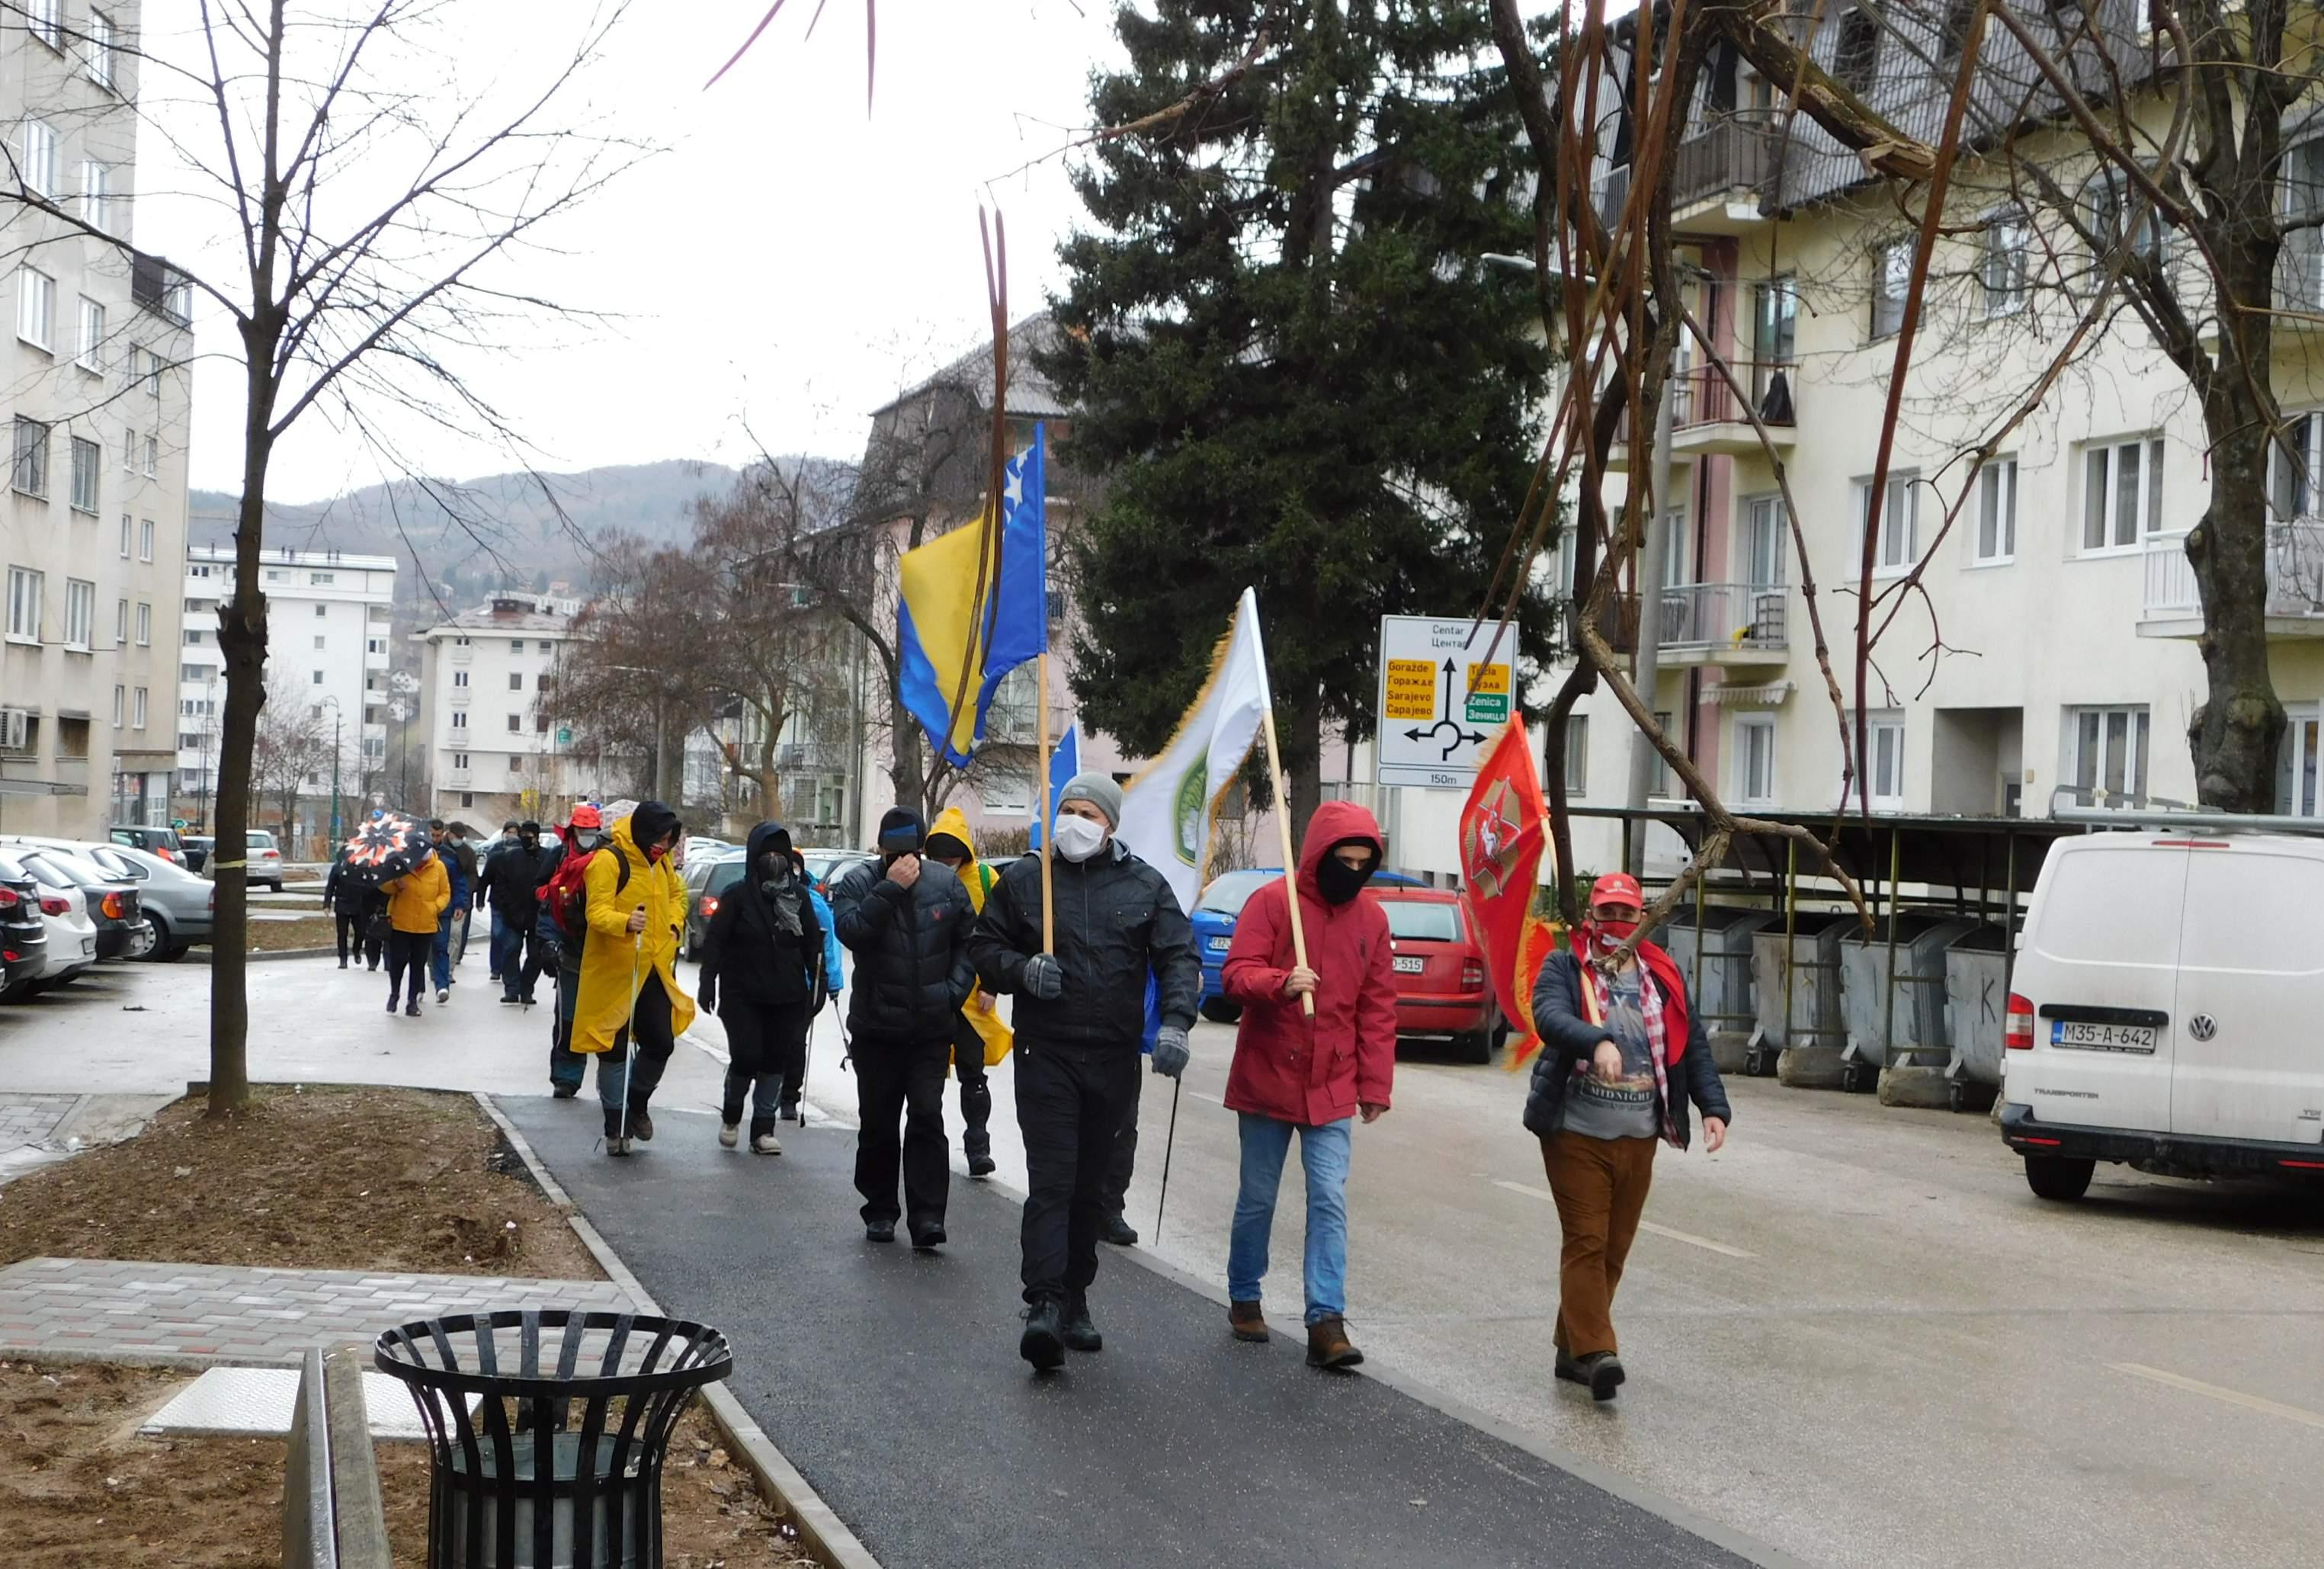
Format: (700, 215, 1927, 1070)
(2188, 1014, 2218, 1042)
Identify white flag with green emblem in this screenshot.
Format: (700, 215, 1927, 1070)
(1114, 586, 1271, 913)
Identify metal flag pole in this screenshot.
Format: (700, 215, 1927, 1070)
(1154, 1076, 1183, 1243)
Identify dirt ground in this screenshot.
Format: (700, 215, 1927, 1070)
(0, 1360, 819, 1568)
(244, 913, 342, 952)
(0, 1085, 603, 1281)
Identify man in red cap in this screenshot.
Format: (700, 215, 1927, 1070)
(1526, 870, 1732, 1402)
(540, 804, 607, 1097)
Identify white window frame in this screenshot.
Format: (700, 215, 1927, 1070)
(111, 685, 123, 728)
(113, 596, 125, 644)
(19, 118, 58, 199)
(12, 417, 46, 496)
(452, 668, 469, 688)
(79, 161, 109, 233)
(133, 686, 146, 730)
(1973, 458, 2018, 565)
(2271, 411, 2323, 521)
(67, 435, 98, 512)
(1983, 208, 2030, 317)
(6, 566, 40, 643)
(313, 634, 325, 650)
(2082, 172, 2165, 280)
(508, 671, 524, 691)
(1847, 711, 1907, 811)
(2079, 436, 2165, 556)
(1743, 495, 1789, 587)
(85, 9, 115, 88)
(1870, 237, 1911, 339)
(141, 432, 155, 477)
(117, 512, 131, 557)
(1736, 715, 1777, 807)
(75, 297, 103, 373)
(24, 0, 61, 50)
(138, 517, 153, 561)
(1854, 471, 1920, 576)
(452, 751, 470, 770)
(63, 577, 93, 650)
(1563, 714, 1589, 798)
(2278, 703, 2323, 817)
(450, 711, 468, 731)
(506, 713, 522, 733)
(2066, 704, 2151, 807)
(16, 266, 52, 351)
(135, 600, 149, 645)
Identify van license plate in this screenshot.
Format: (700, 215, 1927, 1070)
(1205, 936, 1230, 953)
(2051, 1020, 2157, 1054)
(1393, 956, 1425, 974)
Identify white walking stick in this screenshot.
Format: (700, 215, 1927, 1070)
(617, 922, 643, 1147)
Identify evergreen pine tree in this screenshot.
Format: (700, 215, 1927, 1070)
(1043, 0, 1554, 833)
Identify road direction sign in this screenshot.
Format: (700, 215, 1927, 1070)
(1374, 615, 1517, 788)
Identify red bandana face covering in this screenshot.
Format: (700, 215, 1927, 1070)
(1592, 918, 1640, 949)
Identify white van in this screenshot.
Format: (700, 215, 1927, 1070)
(2000, 830, 2324, 1199)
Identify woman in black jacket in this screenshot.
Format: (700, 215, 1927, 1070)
(699, 821, 826, 1155)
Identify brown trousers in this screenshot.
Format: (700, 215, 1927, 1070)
(1540, 1131, 1659, 1358)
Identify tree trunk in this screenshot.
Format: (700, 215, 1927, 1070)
(1278, 685, 1324, 860)
(2188, 380, 2286, 810)
(208, 441, 272, 1117)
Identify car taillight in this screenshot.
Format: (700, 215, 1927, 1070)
(2005, 992, 2034, 1051)
(39, 894, 69, 917)
(1460, 958, 1486, 991)
(159, 847, 178, 862)
(101, 892, 128, 920)
(0, 886, 17, 909)
(207, 889, 216, 911)
(700, 895, 720, 918)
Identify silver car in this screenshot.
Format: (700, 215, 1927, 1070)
(5, 836, 212, 961)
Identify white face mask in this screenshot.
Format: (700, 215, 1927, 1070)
(1052, 813, 1108, 863)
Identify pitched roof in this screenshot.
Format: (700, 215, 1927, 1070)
(870, 312, 1069, 419)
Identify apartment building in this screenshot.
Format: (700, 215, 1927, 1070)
(417, 594, 582, 824)
(0, 1, 194, 836)
(175, 544, 395, 826)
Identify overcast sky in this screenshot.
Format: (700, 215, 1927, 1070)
(139, 2, 1552, 505)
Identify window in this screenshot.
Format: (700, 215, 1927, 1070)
(367, 637, 383, 654)
(2082, 173, 2165, 275)
(1870, 238, 1911, 339)
(1659, 509, 1690, 589)
(139, 347, 161, 400)
(113, 597, 125, 643)
(264, 569, 285, 582)
(1855, 711, 1906, 810)
(1744, 496, 1788, 586)
(80, 162, 110, 233)
(132, 686, 146, 730)
(19, 119, 58, 198)
(460, 792, 476, 809)
(190, 562, 210, 579)
(310, 669, 323, 685)
(66, 435, 98, 512)
(1855, 472, 1919, 573)
(506, 714, 521, 733)
(141, 432, 155, 477)
(508, 671, 523, 691)
(313, 634, 325, 650)
(536, 715, 550, 733)
(86, 10, 115, 87)
(1834, 6, 1880, 94)
(453, 751, 469, 770)
(1737, 716, 1777, 805)
(1983, 210, 2029, 316)
(2278, 707, 2322, 817)
(2079, 437, 2165, 552)
(1650, 708, 1676, 796)
(451, 711, 468, 731)
(72, 300, 105, 378)
(118, 513, 131, 556)
(17, 267, 52, 349)
(452, 669, 469, 688)
(11, 418, 45, 496)
(24, 0, 60, 50)
(138, 518, 153, 560)
(1975, 458, 2018, 563)
(511, 640, 524, 653)
(63, 578, 92, 649)
(2271, 412, 2324, 520)
(1752, 276, 1797, 365)
(309, 571, 334, 586)
(2069, 704, 2149, 806)
(1563, 714, 1588, 797)
(183, 627, 203, 644)
(123, 427, 136, 472)
(112, 686, 123, 727)
(130, 602, 146, 646)
(2281, 138, 2324, 308)
(508, 753, 524, 775)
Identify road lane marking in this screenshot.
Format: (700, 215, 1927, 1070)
(1489, 1179, 1755, 1258)
(2108, 1363, 2324, 1429)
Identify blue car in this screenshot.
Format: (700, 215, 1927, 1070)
(1191, 865, 1425, 1024)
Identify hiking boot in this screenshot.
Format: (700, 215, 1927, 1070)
(552, 1085, 579, 1100)
(1229, 1301, 1269, 1343)
(1578, 1352, 1625, 1402)
(606, 1136, 633, 1157)
(719, 1122, 740, 1150)
(338, 958, 348, 970)
(1061, 1295, 1103, 1353)
(405, 1001, 422, 1018)
(499, 994, 521, 1006)
(628, 1107, 654, 1143)
(910, 1223, 946, 1252)
(752, 1132, 782, 1155)
(781, 1100, 802, 1125)
(1306, 1317, 1364, 1370)
(864, 1220, 896, 1243)
(1101, 1214, 1139, 1247)
(967, 1153, 997, 1178)
(385, 993, 399, 1013)
(1019, 1299, 1065, 1371)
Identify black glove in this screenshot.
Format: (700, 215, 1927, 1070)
(1023, 953, 1064, 1002)
(699, 977, 717, 1013)
(1150, 1025, 1191, 1079)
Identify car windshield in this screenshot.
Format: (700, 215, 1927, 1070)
(1382, 900, 1463, 942)
(1196, 870, 1277, 916)
(248, 832, 276, 849)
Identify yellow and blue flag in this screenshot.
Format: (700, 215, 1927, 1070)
(896, 423, 1048, 767)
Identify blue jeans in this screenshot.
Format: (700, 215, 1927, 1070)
(431, 912, 455, 990)
(1228, 1113, 1352, 1325)
(489, 908, 511, 974)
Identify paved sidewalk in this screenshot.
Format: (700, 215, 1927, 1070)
(502, 1096, 1759, 1569)
(0, 1256, 634, 1365)
(0, 1093, 78, 1146)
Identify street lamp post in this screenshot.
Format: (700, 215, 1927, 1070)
(319, 695, 343, 846)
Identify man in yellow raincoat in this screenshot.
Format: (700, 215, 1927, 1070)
(927, 807, 1011, 1178)
(569, 800, 697, 1156)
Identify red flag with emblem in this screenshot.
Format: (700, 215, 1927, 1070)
(1456, 717, 1556, 1072)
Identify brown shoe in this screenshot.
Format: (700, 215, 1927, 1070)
(1229, 1300, 1269, 1342)
(1305, 1316, 1364, 1369)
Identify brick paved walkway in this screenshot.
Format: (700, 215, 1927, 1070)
(0, 1257, 635, 1365)
(0, 1093, 80, 1147)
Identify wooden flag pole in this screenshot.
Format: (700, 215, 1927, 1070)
(1258, 690, 1314, 1019)
(1037, 651, 1055, 955)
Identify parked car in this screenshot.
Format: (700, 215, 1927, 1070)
(1374, 887, 1505, 1063)
(681, 854, 752, 961)
(181, 834, 215, 873)
(76, 842, 214, 960)
(0, 852, 49, 998)
(1999, 829, 2324, 1201)
(110, 824, 188, 865)
(11, 847, 145, 962)
(245, 829, 286, 892)
(1190, 865, 1428, 1023)
(3, 863, 95, 996)
(800, 848, 874, 900)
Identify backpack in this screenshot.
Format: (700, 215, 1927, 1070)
(542, 840, 629, 943)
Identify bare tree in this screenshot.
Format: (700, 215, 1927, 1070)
(248, 671, 332, 839)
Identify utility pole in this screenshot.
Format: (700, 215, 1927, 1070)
(1623, 365, 1679, 877)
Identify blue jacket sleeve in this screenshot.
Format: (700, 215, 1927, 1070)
(808, 887, 843, 991)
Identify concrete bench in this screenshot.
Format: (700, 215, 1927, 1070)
(282, 1346, 393, 1569)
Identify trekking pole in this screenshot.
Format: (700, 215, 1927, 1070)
(617, 922, 643, 1147)
(800, 949, 824, 1130)
(1153, 1076, 1184, 1244)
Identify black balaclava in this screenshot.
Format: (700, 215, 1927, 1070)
(631, 800, 681, 862)
(746, 820, 803, 937)
(877, 806, 925, 865)
(1315, 838, 1380, 906)
(518, 820, 540, 850)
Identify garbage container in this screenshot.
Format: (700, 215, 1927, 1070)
(1944, 925, 2012, 1108)
(1746, 913, 1854, 1078)
(1837, 915, 1979, 1090)
(376, 1308, 732, 1569)
(1660, 906, 1775, 1044)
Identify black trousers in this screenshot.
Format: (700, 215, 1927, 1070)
(852, 1032, 950, 1230)
(1016, 1041, 1140, 1305)
(951, 1013, 993, 1159)
(720, 994, 808, 1136)
(383, 930, 431, 1004)
(333, 907, 364, 964)
(1102, 1064, 1143, 1216)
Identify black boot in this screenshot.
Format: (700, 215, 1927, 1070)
(1019, 1298, 1065, 1371)
(1061, 1295, 1103, 1353)
(1101, 1213, 1139, 1247)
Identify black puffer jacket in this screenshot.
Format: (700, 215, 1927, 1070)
(830, 855, 974, 1040)
(700, 823, 822, 1012)
(1526, 948, 1731, 1150)
(970, 839, 1199, 1053)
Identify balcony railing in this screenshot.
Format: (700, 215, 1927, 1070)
(2143, 521, 2324, 621)
(1592, 114, 1777, 230)
(1657, 581, 1790, 653)
(1609, 361, 1797, 448)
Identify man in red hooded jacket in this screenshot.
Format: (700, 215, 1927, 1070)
(1218, 800, 1397, 1370)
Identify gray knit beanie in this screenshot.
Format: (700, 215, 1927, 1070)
(1059, 770, 1124, 829)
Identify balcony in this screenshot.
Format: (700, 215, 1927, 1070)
(1592, 115, 1777, 235)
(448, 691, 470, 709)
(1604, 361, 1798, 470)
(2140, 523, 2324, 638)
(449, 645, 473, 666)
(1656, 582, 1790, 666)
(446, 768, 472, 788)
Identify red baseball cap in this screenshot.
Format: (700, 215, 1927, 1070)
(1589, 871, 1644, 910)
(568, 804, 603, 829)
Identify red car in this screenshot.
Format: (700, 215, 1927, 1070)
(1374, 887, 1506, 1063)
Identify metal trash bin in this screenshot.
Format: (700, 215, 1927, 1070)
(1944, 926, 2012, 1105)
(375, 1309, 732, 1569)
(1837, 916, 1980, 1089)
(1660, 906, 1774, 1042)
(1746, 913, 1854, 1076)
